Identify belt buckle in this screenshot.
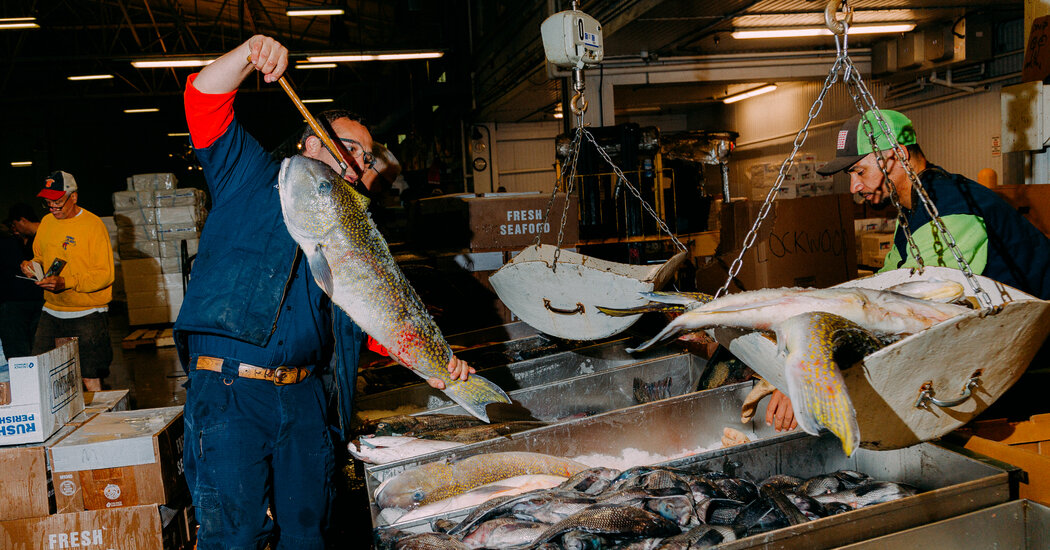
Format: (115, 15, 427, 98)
(271, 366, 298, 386)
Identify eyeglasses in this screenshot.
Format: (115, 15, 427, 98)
(42, 193, 72, 210)
(337, 138, 376, 170)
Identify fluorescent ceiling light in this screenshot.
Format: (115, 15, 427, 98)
(723, 84, 778, 104)
(732, 23, 915, 39)
(10, 161, 32, 167)
(306, 51, 444, 63)
(124, 108, 159, 113)
(0, 22, 38, 29)
(553, 112, 564, 119)
(295, 63, 337, 69)
(68, 74, 114, 81)
(287, 8, 344, 16)
(131, 59, 215, 68)
(301, 98, 334, 103)
(167, 132, 190, 137)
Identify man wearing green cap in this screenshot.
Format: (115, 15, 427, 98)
(817, 109, 1050, 300)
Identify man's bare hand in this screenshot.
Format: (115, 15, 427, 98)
(425, 355, 475, 390)
(765, 390, 798, 432)
(20, 260, 35, 278)
(36, 276, 66, 292)
(246, 35, 288, 83)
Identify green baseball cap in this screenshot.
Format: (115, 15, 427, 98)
(817, 109, 917, 175)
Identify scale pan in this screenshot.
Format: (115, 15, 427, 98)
(710, 267, 1050, 450)
(490, 245, 688, 340)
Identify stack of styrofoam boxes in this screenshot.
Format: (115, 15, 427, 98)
(112, 174, 207, 326)
(98, 216, 125, 302)
(748, 161, 798, 201)
(814, 162, 835, 195)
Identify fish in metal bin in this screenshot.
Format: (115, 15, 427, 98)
(601, 282, 969, 456)
(374, 451, 589, 510)
(278, 155, 511, 422)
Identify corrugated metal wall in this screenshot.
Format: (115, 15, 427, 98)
(725, 79, 1006, 196)
(484, 121, 562, 193)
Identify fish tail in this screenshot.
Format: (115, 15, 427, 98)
(424, 372, 511, 423)
(596, 303, 687, 317)
(785, 355, 860, 456)
(642, 290, 716, 306)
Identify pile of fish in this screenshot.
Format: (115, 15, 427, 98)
(601, 281, 972, 456)
(351, 414, 551, 464)
(376, 460, 919, 549)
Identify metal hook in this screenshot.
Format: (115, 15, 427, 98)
(824, 0, 853, 35)
(571, 92, 589, 116)
(914, 370, 982, 409)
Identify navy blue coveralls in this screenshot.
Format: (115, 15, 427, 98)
(174, 74, 364, 550)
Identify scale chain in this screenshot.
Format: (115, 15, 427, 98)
(534, 124, 586, 271)
(581, 128, 688, 252)
(715, 52, 845, 299)
(844, 70, 926, 271)
(841, 58, 994, 308)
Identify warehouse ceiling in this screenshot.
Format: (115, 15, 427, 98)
(0, 0, 1022, 208)
(1, 0, 1021, 120)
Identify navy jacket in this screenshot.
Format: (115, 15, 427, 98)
(883, 164, 1050, 299)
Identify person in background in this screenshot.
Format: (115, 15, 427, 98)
(174, 34, 473, 550)
(1, 204, 44, 358)
(761, 109, 1050, 432)
(20, 172, 114, 391)
(819, 109, 1050, 299)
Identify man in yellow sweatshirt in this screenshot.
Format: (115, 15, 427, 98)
(20, 171, 114, 391)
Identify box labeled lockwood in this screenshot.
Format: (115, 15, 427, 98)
(0, 424, 77, 521)
(0, 503, 190, 550)
(50, 407, 186, 512)
(0, 341, 84, 446)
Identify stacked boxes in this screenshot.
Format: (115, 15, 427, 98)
(99, 216, 125, 302)
(748, 154, 835, 201)
(112, 174, 207, 325)
(0, 341, 84, 446)
(50, 407, 186, 513)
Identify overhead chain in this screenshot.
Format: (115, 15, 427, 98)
(533, 124, 585, 272)
(845, 76, 925, 272)
(714, 43, 845, 299)
(581, 128, 688, 252)
(837, 55, 994, 308)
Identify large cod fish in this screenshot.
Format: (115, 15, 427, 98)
(278, 155, 511, 421)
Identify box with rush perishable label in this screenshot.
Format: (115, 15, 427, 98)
(0, 341, 84, 446)
(0, 503, 190, 550)
(49, 407, 186, 513)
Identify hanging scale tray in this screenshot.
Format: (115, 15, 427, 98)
(490, 244, 689, 341)
(709, 267, 1050, 450)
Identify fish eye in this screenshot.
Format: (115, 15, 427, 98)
(319, 180, 332, 192)
(412, 490, 425, 502)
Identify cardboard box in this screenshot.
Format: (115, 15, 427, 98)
(961, 413, 1050, 506)
(0, 424, 77, 521)
(50, 407, 186, 512)
(127, 173, 177, 192)
(0, 341, 85, 446)
(750, 182, 798, 201)
(858, 231, 895, 268)
(413, 192, 578, 252)
(0, 503, 189, 550)
(698, 194, 858, 292)
(854, 217, 895, 233)
(83, 390, 130, 414)
(128, 303, 183, 326)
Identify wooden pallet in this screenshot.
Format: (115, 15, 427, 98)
(122, 328, 175, 349)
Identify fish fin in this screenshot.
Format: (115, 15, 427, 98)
(625, 315, 690, 353)
(304, 243, 334, 296)
(779, 312, 861, 457)
(596, 303, 686, 317)
(642, 290, 715, 306)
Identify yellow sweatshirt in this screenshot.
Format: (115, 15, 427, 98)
(32, 208, 114, 311)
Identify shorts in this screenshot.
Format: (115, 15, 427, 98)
(33, 310, 113, 380)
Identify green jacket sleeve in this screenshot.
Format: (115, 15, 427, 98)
(879, 213, 988, 274)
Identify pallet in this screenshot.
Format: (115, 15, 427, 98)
(122, 328, 175, 349)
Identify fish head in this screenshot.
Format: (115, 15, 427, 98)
(278, 154, 353, 243)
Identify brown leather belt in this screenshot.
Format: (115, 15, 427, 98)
(193, 356, 310, 386)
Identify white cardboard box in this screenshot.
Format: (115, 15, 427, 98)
(0, 342, 85, 446)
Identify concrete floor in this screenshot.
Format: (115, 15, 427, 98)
(105, 302, 187, 409)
